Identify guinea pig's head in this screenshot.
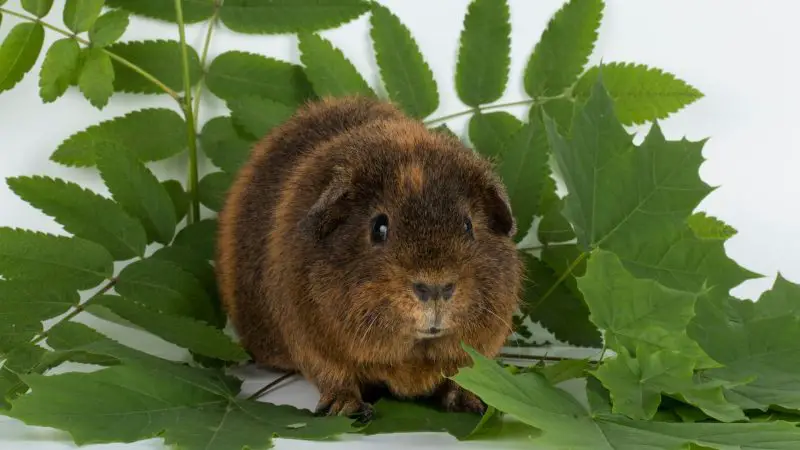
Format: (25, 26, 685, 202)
(300, 119, 523, 359)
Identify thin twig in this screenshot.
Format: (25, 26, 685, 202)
(246, 372, 297, 401)
(422, 93, 568, 126)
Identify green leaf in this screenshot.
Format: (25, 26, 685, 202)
(363, 399, 485, 439)
(116, 258, 216, 323)
(468, 111, 522, 160)
(574, 62, 704, 125)
(544, 77, 711, 252)
(298, 32, 375, 98)
(161, 180, 188, 222)
(228, 96, 295, 138)
(173, 219, 217, 261)
(206, 50, 314, 106)
(455, 0, 510, 106)
(93, 295, 246, 361)
(537, 198, 575, 245)
(687, 279, 800, 411)
(370, 4, 439, 119)
(578, 250, 714, 367)
(78, 48, 115, 109)
(106, 0, 215, 24)
(8, 330, 354, 449)
(688, 212, 737, 240)
(538, 359, 591, 385)
(7, 175, 147, 260)
(220, 0, 370, 34)
(496, 112, 550, 241)
(524, 0, 603, 97)
(21, 0, 54, 17)
(38, 38, 81, 103)
(95, 145, 178, 244)
(89, 9, 130, 47)
(106, 40, 201, 94)
(0, 23, 45, 94)
(198, 172, 233, 213)
(593, 346, 745, 422)
(521, 251, 601, 347)
(63, 0, 104, 33)
(200, 116, 254, 174)
(0, 282, 78, 353)
(432, 123, 458, 139)
(1, 344, 46, 408)
(0, 228, 113, 290)
(151, 245, 217, 294)
(52, 108, 187, 167)
(452, 344, 800, 449)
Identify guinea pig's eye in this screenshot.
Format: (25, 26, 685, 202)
(371, 214, 389, 244)
(464, 217, 474, 238)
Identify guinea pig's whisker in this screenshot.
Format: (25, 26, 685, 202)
(476, 304, 514, 336)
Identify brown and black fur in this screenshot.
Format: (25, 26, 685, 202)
(216, 96, 523, 419)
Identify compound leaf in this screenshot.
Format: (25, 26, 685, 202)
(199, 116, 254, 174)
(7, 175, 147, 260)
(106, 40, 201, 94)
(0, 228, 113, 290)
(63, 0, 104, 33)
(89, 9, 130, 47)
(574, 62, 703, 125)
(0, 281, 78, 353)
(228, 95, 294, 138)
(77, 48, 115, 109)
(370, 3, 438, 119)
(524, 0, 602, 97)
(298, 32, 375, 98)
(468, 111, 522, 160)
(38, 38, 81, 103)
(220, 0, 370, 34)
(106, 0, 215, 24)
(0, 23, 45, 94)
(455, 0, 511, 106)
(52, 108, 186, 167)
(198, 172, 233, 213)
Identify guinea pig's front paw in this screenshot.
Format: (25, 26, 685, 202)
(314, 391, 375, 422)
(437, 381, 486, 415)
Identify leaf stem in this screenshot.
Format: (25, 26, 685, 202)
(191, 1, 221, 122)
(246, 372, 297, 401)
(174, 0, 201, 224)
(423, 94, 568, 126)
(527, 251, 589, 315)
(0, 7, 180, 101)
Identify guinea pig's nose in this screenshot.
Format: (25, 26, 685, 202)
(412, 282, 456, 302)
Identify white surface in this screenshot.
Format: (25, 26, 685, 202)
(1, 0, 800, 448)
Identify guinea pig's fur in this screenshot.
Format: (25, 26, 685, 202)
(216, 96, 523, 419)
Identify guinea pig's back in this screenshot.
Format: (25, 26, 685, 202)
(216, 96, 403, 366)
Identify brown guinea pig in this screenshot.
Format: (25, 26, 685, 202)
(216, 96, 523, 420)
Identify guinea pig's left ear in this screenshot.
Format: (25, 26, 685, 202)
(301, 167, 351, 240)
(482, 179, 517, 238)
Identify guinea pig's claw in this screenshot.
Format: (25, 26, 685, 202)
(438, 382, 487, 415)
(314, 394, 375, 423)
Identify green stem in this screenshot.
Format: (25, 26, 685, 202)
(191, 2, 221, 122)
(174, 0, 201, 224)
(423, 94, 568, 126)
(0, 7, 180, 101)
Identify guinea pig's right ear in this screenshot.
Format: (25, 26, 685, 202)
(300, 167, 351, 240)
(482, 180, 517, 238)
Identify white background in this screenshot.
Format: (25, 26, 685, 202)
(1, 0, 799, 448)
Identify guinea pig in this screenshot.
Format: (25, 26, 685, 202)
(216, 96, 523, 420)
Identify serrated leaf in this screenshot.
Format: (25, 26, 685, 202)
(0, 228, 113, 290)
(93, 295, 246, 361)
(21, 0, 54, 17)
(468, 111, 522, 160)
(78, 48, 114, 108)
(593, 346, 745, 422)
(1, 344, 46, 408)
(95, 145, 177, 244)
(172, 219, 217, 261)
(7, 176, 147, 260)
(106, 40, 201, 94)
(8, 326, 354, 449)
(0, 23, 44, 94)
(521, 252, 601, 347)
(687, 279, 800, 411)
(538, 359, 591, 385)
(455, 0, 510, 106)
(298, 33, 375, 98)
(228, 96, 294, 139)
(579, 250, 714, 367)
(0, 281, 78, 353)
(106, 0, 214, 24)
(524, 0, 602, 98)
(89, 10, 130, 47)
(63, 0, 104, 33)
(541, 97, 577, 135)
(52, 108, 187, 167)
(198, 172, 233, 213)
(452, 344, 800, 449)
(206, 51, 314, 106)
(161, 180, 188, 222)
(151, 245, 217, 294)
(200, 116, 254, 174)
(370, 4, 438, 119)
(220, 0, 370, 34)
(688, 212, 737, 240)
(574, 63, 704, 125)
(537, 198, 575, 245)
(116, 258, 216, 323)
(38, 38, 81, 103)
(497, 112, 550, 241)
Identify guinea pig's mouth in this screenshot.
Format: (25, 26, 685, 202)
(415, 327, 447, 339)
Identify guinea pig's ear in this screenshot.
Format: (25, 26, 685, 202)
(301, 167, 351, 240)
(482, 180, 517, 238)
